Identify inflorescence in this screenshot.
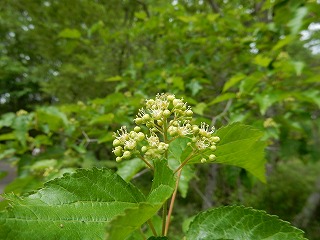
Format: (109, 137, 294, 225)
(112, 93, 220, 168)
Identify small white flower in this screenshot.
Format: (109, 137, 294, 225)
(177, 121, 192, 136)
(115, 126, 129, 144)
(124, 138, 137, 150)
(195, 138, 210, 150)
(147, 132, 160, 147)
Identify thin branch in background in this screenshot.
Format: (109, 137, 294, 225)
(132, 168, 150, 179)
(211, 99, 232, 126)
(190, 181, 212, 209)
(206, 0, 221, 15)
(82, 130, 98, 148)
(135, 0, 150, 18)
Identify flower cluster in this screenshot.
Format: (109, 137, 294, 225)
(112, 93, 220, 167)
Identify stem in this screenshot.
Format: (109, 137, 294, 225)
(174, 150, 196, 174)
(161, 118, 169, 235)
(162, 201, 167, 235)
(147, 219, 157, 236)
(164, 169, 182, 236)
(139, 155, 154, 170)
(139, 227, 147, 240)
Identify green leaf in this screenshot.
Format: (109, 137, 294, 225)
(254, 92, 289, 115)
(193, 102, 207, 115)
(272, 36, 294, 51)
(222, 73, 246, 92)
(188, 123, 266, 183)
(4, 176, 43, 195)
(105, 75, 122, 82)
(148, 237, 169, 240)
(36, 107, 69, 132)
(208, 93, 236, 106)
(117, 158, 146, 181)
(89, 113, 114, 125)
(147, 161, 175, 203)
(253, 55, 272, 67)
(0, 148, 15, 160)
(106, 161, 175, 240)
(291, 61, 305, 76)
(186, 206, 307, 240)
(0, 133, 15, 141)
(0, 168, 146, 240)
(288, 7, 308, 35)
(58, 28, 81, 39)
(168, 138, 195, 197)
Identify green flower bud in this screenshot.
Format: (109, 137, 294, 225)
(209, 154, 216, 161)
(211, 136, 220, 142)
(113, 139, 121, 147)
(192, 125, 199, 133)
(186, 109, 193, 116)
(146, 122, 153, 128)
(143, 114, 151, 121)
(113, 146, 123, 157)
(135, 118, 143, 125)
(173, 99, 180, 107)
(167, 95, 175, 101)
(163, 109, 171, 117)
(141, 146, 148, 152)
(201, 158, 207, 163)
(210, 145, 216, 151)
(134, 126, 141, 132)
(137, 132, 145, 141)
(157, 120, 163, 126)
(123, 151, 131, 159)
(116, 157, 122, 162)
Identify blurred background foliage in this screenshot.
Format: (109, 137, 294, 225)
(0, 0, 320, 239)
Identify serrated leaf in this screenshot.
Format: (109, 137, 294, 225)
(0, 168, 146, 240)
(186, 206, 307, 240)
(106, 203, 163, 240)
(106, 161, 175, 240)
(188, 123, 266, 183)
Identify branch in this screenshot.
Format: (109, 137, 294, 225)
(293, 176, 320, 228)
(206, 0, 220, 14)
(135, 0, 150, 18)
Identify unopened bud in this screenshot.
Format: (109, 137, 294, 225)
(163, 109, 171, 117)
(123, 151, 131, 159)
(211, 136, 220, 143)
(113, 139, 121, 147)
(134, 126, 141, 132)
(210, 145, 216, 151)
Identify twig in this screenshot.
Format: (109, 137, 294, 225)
(164, 169, 182, 236)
